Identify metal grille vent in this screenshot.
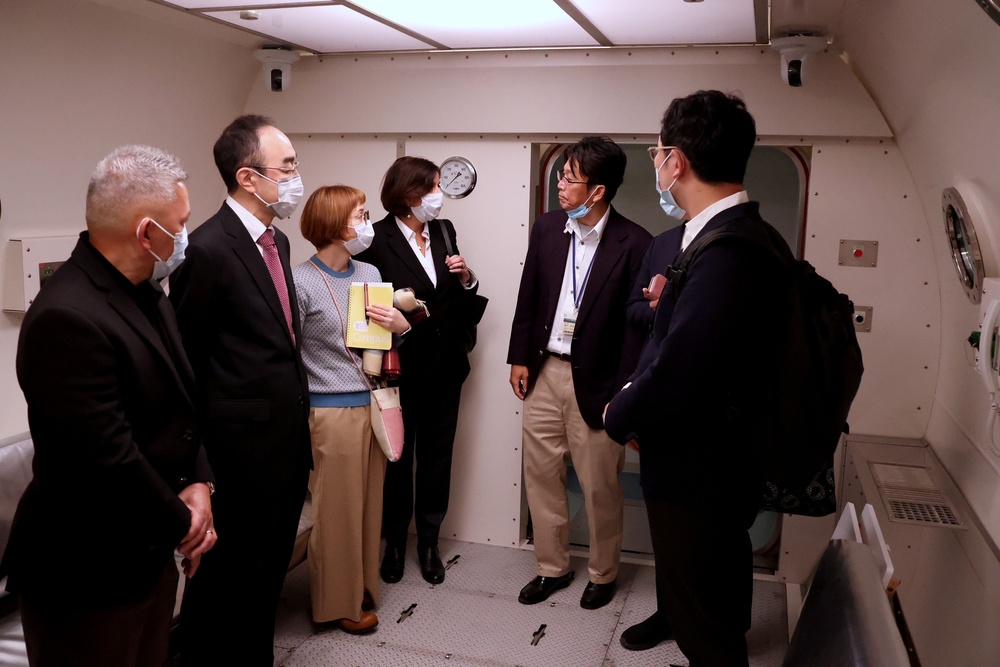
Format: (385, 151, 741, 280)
(869, 462, 965, 529)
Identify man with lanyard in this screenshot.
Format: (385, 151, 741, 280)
(508, 136, 652, 610)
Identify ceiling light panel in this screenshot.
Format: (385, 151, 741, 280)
(349, 0, 599, 49)
(571, 0, 758, 44)
(207, 5, 434, 52)
(158, 0, 327, 7)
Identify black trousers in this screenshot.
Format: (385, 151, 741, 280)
(382, 379, 463, 548)
(20, 559, 177, 667)
(179, 459, 309, 667)
(645, 498, 754, 667)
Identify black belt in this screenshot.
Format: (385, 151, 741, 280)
(545, 351, 572, 362)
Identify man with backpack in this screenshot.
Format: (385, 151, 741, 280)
(604, 90, 794, 667)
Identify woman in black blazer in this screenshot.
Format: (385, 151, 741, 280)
(357, 156, 481, 585)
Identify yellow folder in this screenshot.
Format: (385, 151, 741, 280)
(346, 282, 393, 350)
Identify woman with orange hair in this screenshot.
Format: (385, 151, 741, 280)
(292, 185, 410, 634)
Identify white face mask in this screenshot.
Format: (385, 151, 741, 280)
(343, 219, 375, 256)
(411, 191, 444, 223)
(252, 171, 304, 220)
(139, 218, 188, 280)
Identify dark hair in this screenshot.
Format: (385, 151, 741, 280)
(563, 136, 627, 202)
(380, 156, 439, 218)
(659, 90, 756, 185)
(213, 114, 275, 193)
(300, 185, 366, 250)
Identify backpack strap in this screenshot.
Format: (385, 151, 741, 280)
(667, 222, 791, 302)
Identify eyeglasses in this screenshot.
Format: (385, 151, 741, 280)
(352, 210, 370, 223)
(556, 169, 589, 185)
(647, 146, 676, 162)
(248, 161, 300, 176)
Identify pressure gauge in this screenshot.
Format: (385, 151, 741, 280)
(440, 156, 477, 199)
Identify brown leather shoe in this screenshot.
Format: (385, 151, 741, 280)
(362, 590, 375, 611)
(337, 611, 378, 634)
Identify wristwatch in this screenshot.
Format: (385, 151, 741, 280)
(179, 478, 216, 495)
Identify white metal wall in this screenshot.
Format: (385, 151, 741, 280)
(806, 140, 940, 437)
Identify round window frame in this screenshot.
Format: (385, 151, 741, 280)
(943, 186, 985, 304)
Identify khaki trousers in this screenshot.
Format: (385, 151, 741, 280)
(307, 405, 387, 623)
(522, 357, 624, 583)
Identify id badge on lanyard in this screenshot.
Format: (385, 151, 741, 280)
(563, 306, 578, 336)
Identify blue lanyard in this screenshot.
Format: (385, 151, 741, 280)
(571, 233, 597, 310)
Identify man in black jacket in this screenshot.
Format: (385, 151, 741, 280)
(170, 115, 312, 667)
(1, 145, 215, 667)
(605, 91, 789, 667)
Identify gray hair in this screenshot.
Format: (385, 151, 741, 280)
(86, 145, 188, 231)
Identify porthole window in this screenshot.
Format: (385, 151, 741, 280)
(943, 186, 985, 304)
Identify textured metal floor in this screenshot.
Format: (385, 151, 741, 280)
(272, 537, 787, 667)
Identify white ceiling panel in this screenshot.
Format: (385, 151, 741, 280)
(573, 0, 758, 45)
(349, 0, 599, 49)
(207, 5, 434, 52)
(147, 0, 789, 54)
(161, 0, 332, 7)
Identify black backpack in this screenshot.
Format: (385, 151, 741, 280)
(668, 221, 864, 516)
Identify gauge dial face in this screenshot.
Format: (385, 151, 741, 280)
(440, 156, 477, 199)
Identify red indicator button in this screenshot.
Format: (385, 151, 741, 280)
(853, 248, 864, 258)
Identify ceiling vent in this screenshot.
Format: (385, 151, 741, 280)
(869, 462, 965, 528)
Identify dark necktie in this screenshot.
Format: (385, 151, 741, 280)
(257, 228, 295, 345)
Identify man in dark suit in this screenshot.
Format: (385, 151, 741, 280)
(169, 115, 312, 666)
(626, 222, 685, 337)
(1, 145, 216, 667)
(508, 137, 652, 611)
(605, 91, 789, 666)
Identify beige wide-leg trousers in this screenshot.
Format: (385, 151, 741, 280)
(307, 405, 387, 623)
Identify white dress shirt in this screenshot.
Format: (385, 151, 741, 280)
(394, 217, 437, 287)
(546, 207, 612, 356)
(680, 190, 750, 251)
(227, 196, 271, 257)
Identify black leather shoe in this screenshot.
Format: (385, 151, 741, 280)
(620, 611, 672, 651)
(517, 571, 575, 605)
(580, 579, 617, 610)
(418, 545, 445, 584)
(380, 545, 405, 584)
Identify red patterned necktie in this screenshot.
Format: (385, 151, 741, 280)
(257, 228, 295, 345)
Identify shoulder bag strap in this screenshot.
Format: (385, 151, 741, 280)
(437, 219, 455, 256)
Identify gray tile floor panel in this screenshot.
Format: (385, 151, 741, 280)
(273, 537, 787, 666)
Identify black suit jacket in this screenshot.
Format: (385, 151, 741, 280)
(626, 223, 685, 337)
(357, 214, 478, 386)
(2, 234, 210, 607)
(508, 207, 653, 430)
(168, 203, 311, 491)
(605, 202, 789, 512)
